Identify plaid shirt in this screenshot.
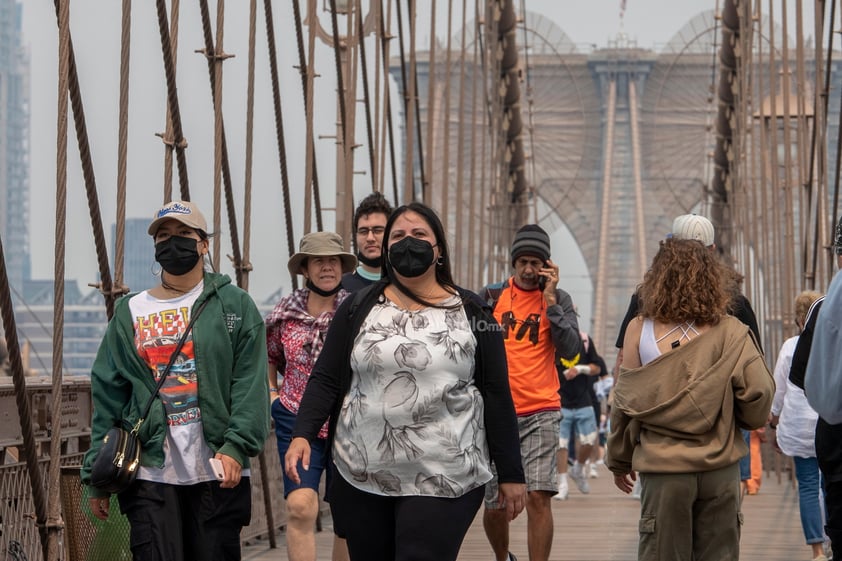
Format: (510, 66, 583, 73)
(265, 287, 348, 439)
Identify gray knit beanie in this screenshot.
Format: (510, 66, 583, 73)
(510, 224, 551, 266)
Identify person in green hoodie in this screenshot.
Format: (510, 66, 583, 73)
(81, 200, 269, 561)
(607, 238, 774, 561)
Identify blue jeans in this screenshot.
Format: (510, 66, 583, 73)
(271, 400, 328, 498)
(738, 429, 751, 481)
(793, 456, 826, 544)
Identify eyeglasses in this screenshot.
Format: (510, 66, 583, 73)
(357, 226, 386, 237)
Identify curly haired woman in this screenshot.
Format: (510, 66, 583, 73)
(607, 238, 775, 561)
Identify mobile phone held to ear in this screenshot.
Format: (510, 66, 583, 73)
(538, 261, 549, 291)
(209, 457, 225, 480)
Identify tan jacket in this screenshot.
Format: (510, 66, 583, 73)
(607, 316, 774, 475)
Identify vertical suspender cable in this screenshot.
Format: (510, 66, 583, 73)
(159, 0, 180, 202)
(211, 0, 225, 270)
(243, 0, 257, 292)
(378, 0, 400, 203)
(263, 0, 297, 288)
(395, 0, 413, 198)
(424, 0, 438, 207)
(47, 1, 71, 559)
(292, 0, 324, 230)
(50, 0, 119, 316)
(197, 0, 244, 284)
(454, 0, 468, 267)
(114, 0, 132, 297)
(244, 0, 275, 546)
(329, 0, 353, 236)
(806, 0, 832, 283)
(467, 0, 480, 288)
(357, 0, 377, 191)
(155, 0, 191, 200)
(830, 0, 842, 272)
(410, 0, 427, 199)
(439, 0, 454, 226)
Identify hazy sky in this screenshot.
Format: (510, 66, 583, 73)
(20, 0, 719, 321)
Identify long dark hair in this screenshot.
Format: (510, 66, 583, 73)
(381, 202, 459, 308)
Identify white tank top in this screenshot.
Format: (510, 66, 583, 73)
(639, 318, 699, 365)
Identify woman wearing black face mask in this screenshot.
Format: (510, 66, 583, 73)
(81, 200, 270, 561)
(285, 202, 526, 561)
(264, 231, 357, 561)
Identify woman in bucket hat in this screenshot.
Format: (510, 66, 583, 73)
(265, 231, 356, 561)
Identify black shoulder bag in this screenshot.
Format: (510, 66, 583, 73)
(90, 299, 209, 493)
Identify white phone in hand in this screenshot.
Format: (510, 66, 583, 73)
(209, 457, 225, 480)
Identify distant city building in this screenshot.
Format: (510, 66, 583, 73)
(114, 218, 157, 293)
(0, 0, 30, 293)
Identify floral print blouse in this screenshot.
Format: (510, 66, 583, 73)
(333, 296, 493, 497)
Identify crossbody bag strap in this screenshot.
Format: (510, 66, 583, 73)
(133, 297, 211, 433)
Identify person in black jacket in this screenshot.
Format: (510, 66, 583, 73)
(285, 202, 525, 561)
(789, 216, 842, 558)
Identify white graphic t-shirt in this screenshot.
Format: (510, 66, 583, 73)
(131, 282, 218, 484)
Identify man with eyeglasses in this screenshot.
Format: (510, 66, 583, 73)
(341, 192, 393, 292)
(481, 224, 581, 561)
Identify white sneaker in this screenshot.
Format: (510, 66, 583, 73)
(589, 463, 599, 478)
(554, 476, 569, 500)
(569, 463, 590, 494)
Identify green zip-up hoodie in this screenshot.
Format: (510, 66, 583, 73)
(81, 272, 269, 497)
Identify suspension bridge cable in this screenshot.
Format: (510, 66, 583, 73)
(0, 235, 50, 560)
(440, 0, 455, 224)
(410, 0, 427, 200)
(291, 0, 323, 231)
(356, 0, 377, 192)
(831, 0, 842, 240)
(114, 0, 132, 299)
(262, 0, 297, 288)
(455, 0, 468, 262)
(155, 0, 190, 200)
(50, 0, 119, 317)
(242, 0, 257, 292)
(424, 0, 438, 207)
(159, 0, 180, 202)
(197, 0, 244, 285)
(377, 0, 400, 204)
(47, 0, 71, 557)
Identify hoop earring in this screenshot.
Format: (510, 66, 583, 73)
(436, 256, 444, 266)
(151, 261, 162, 276)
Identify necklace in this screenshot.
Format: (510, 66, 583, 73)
(389, 286, 426, 317)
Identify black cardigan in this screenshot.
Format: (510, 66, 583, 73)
(292, 280, 526, 487)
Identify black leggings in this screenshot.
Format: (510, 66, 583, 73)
(329, 469, 484, 561)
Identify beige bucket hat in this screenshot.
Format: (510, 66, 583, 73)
(287, 231, 357, 277)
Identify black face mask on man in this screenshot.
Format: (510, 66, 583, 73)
(155, 235, 202, 276)
(388, 237, 436, 278)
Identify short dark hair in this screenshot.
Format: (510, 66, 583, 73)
(353, 192, 393, 233)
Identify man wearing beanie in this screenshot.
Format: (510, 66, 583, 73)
(481, 224, 581, 561)
(790, 215, 842, 559)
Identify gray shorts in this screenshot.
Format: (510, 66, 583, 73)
(485, 410, 560, 508)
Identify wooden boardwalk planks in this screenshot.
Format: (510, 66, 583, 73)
(242, 463, 814, 560)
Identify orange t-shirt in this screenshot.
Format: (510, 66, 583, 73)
(493, 279, 561, 415)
